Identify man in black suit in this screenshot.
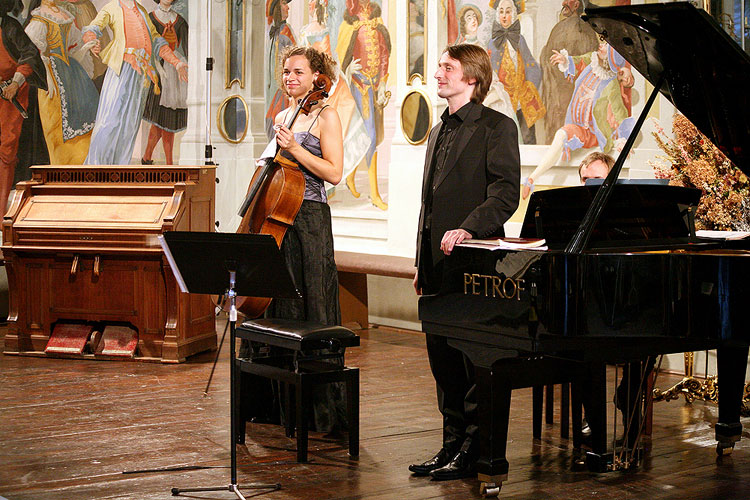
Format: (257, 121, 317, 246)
(410, 43, 520, 481)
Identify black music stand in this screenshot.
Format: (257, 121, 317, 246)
(159, 231, 300, 499)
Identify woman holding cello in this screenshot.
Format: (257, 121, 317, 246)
(242, 45, 347, 433)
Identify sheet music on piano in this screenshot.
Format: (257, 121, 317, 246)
(696, 230, 750, 240)
(458, 237, 548, 251)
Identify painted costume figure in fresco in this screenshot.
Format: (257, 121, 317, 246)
(450, 3, 516, 127)
(25, 0, 99, 165)
(0, 0, 46, 211)
(522, 39, 635, 199)
(265, 0, 296, 140)
(456, 4, 480, 45)
(539, 0, 598, 143)
(408, 1, 423, 77)
(66, 0, 111, 89)
(141, 0, 187, 165)
(300, 0, 368, 194)
(336, 0, 390, 210)
(487, 0, 545, 144)
(82, 0, 188, 165)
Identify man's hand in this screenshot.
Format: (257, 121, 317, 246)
(549, 49, 565, 67)
(618, 66, 634, 88)
(82, 31, 101, 55)
(176, 62, 188, 83)
(81, 39, 98, 54)
(376, 84, 386, 106)
(344, 57, 361, 83)
(2, 81, 19, 101)
(412, 271, 422, 296)
(440, 228, 472, 256)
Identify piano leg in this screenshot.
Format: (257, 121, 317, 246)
(446, 340, 515, 497)
(532, 386, 543, 439)
(715, 344, 749, 456)
(475, 364, 511, 498)
(580, 362, 609, 472)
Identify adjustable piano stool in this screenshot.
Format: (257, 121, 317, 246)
(235, 319, 360, 462)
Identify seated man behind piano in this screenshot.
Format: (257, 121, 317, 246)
(410, 43, 520, 481)
(578, 151, 614, 184)
(577, 151, 655, 448)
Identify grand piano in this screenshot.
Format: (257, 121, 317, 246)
(418, 3, 750, 496)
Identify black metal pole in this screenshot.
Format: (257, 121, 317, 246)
(228, 270, 238, 485)
(170, 269, 280, 498)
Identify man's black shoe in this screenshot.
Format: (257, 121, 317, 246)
(408, 448, 453, 476)
(428, 451, 476, 481)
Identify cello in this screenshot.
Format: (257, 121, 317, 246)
(234, 74, 333, 318)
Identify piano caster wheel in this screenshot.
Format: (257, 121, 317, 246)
(717, 442, 735, 456)
(480, 482, 501, 497)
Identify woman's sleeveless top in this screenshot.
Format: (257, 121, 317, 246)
(280, 106, 328, 203)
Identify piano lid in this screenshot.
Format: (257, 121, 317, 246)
(582, 2, 750, 172)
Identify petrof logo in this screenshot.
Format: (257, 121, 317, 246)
(463, 273, 525, 301)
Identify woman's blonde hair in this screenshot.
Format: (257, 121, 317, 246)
(278, 46, 338, 96)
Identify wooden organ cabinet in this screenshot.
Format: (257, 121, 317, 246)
(1, 165, 218, 362)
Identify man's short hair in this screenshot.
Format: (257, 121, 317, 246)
(443, 44, 493, 104)
(578, 151, 615, 179)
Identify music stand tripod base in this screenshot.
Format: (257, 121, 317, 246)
(171, 483, 281, 498)
(160, 232, 299, 499)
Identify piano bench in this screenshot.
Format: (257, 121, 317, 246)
(532, 383, 581, 443)
(234, 319, 360, 462)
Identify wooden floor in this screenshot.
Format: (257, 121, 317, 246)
(2, 321, 750, 500)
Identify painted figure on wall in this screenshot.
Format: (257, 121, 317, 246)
(300, 0, 369, 195)
(25, 0, 99, 165)
(66, 0, 110, 89)
(487, 0, 545, 145)
(456, 4, 481, 45)
(82, 0, 188, 165)
(0, 0, 46, 211)
(447, 3, 516, 130)
(522, 38, 635, 198)
(336, 0, 390, 210)
(141, 0, 187, 165)
(538, 0, 598, 143)
(265, 0, 296, 140)
(408, 0, 423, 77)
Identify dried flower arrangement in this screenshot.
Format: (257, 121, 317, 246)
(649, 113, 750, 231)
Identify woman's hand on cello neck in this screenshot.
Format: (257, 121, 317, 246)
(273, 107, 344, 185)
(274, 123, 302, 155)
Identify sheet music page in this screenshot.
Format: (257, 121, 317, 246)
(696, 230, 750, 240)
(458, 238, 548, 251)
